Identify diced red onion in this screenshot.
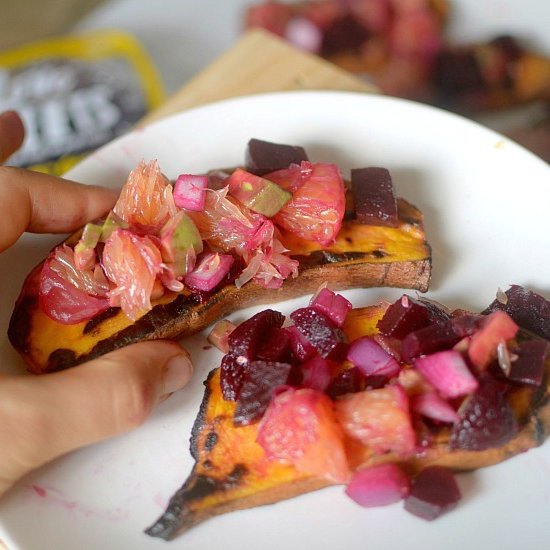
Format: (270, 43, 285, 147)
(347, 336, 401, 377)
(310, 287, 352, 327)
(345, 464, 410, 508)
(411, 392, 459, 423)
(173, 174, 208, 211)
(301, 356, 338, 392)
(207, 319, 237, 353)
(184, 252, 234, 291)
(284, 16, 323, 54)
(414, 350, 478, 398)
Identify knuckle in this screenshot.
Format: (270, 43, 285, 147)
(0, 165, 17, 185)
(111, 372, 157, 432)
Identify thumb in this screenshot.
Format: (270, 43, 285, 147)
(0, 340, 193, 495)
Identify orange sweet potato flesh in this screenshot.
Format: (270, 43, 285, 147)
(9, 198, 431, 374)
(145, 305, 550, 541)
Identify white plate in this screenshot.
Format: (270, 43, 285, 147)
(1, 91, 550, 550)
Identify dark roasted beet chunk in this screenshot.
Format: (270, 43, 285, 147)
(490, 35, 523, 61)
(417, 298, 452, 325)
(404, 467, 461, 520)
(377, 295, 434, 339)
(245, 138, 309, 176)
(351, 167, 398, 227)
(433, 49, 484, 102)
(450, 374, 518, 451)
(402, 323, 460, 362)
(508, 339, 549, 386)
(228, 309, 285, 360)
(401, 314, 481, 362)
(483, 285, 550, 341)
(220, 354, 247, 401)
(257, 327, 292, 362)
(286, 325, 317, 362)
(290, 307, 346, 358)
(321, 13, 370, 56)
(326, 367, 365, 399)
(450, 313, 483, 337)
(233, 360, 292, 426)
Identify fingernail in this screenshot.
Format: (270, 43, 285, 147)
(164, 351, 193, 394)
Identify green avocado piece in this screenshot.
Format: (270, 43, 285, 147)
(229, 168, 292, 217)
(160, 211, 203, 277)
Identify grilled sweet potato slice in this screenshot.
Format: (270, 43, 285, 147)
(8, 197, 430, 374)
(146, 301, 550, 541)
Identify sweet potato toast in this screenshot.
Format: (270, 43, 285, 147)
(146, 286, 550, 540)
(9, 188, 430, 374)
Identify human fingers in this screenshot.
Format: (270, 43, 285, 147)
(0, 340, 193, 497)
(0, 167, 117, 252)
(0, 110, 25, 163)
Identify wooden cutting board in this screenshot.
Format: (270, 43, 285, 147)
(140, 29, 376, 126)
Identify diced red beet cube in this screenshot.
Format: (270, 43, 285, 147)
(228, 309, 285, 361)
(468, 311, 518, 371)
(310, 287, 352, 327)
(301, 356, 339, 392)
(373, 333, 403, 362)
(401, 314, 482, 362)
(326, 367, 365, 399)
(347, 336, 401, 378)
(245, 138, 309, 176)
(326, 341, 350, 362)
(233, 360, 293, 426)
(404, 466, 461, 520)
(414, 350, 478, 398)
(377, 295, 434, 339)
(351, 167, 398, 227)
(286, 325, 317, 362)
(417, 298, 452, 325)
(220, 354, 248, 402)
(345, 464, 410, 508)
(450, 314, 483, 337)
(508, 339, 549, 386)
(290, 307, 346, 359)
(257, 327, 292, 362)
(450, 374, 518, 451)
(483, 285, 550, 341)
(321, 13, 370, 56)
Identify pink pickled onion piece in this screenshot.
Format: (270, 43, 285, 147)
(414, 350, 479, 399)
(39, 251, 110, 324)
(284, 16, 323, 53)
(184, 252, 234, 292)
(207, 319, 237, 353)
(411, 392, 459, 424)
(310, 287, 352, 327)
(301, 356, 339, 392)
(347, 336, 401, 377)
(345, 464, 411, 508)
(173, 174, 208, 211)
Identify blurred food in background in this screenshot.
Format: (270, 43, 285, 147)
(245, 0, 550, 161)
(0, 30, 165, 174)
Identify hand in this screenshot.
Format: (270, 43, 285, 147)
(0, 111, 194, 498)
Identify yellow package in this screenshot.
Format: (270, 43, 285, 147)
(0, 30, 165, 174)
